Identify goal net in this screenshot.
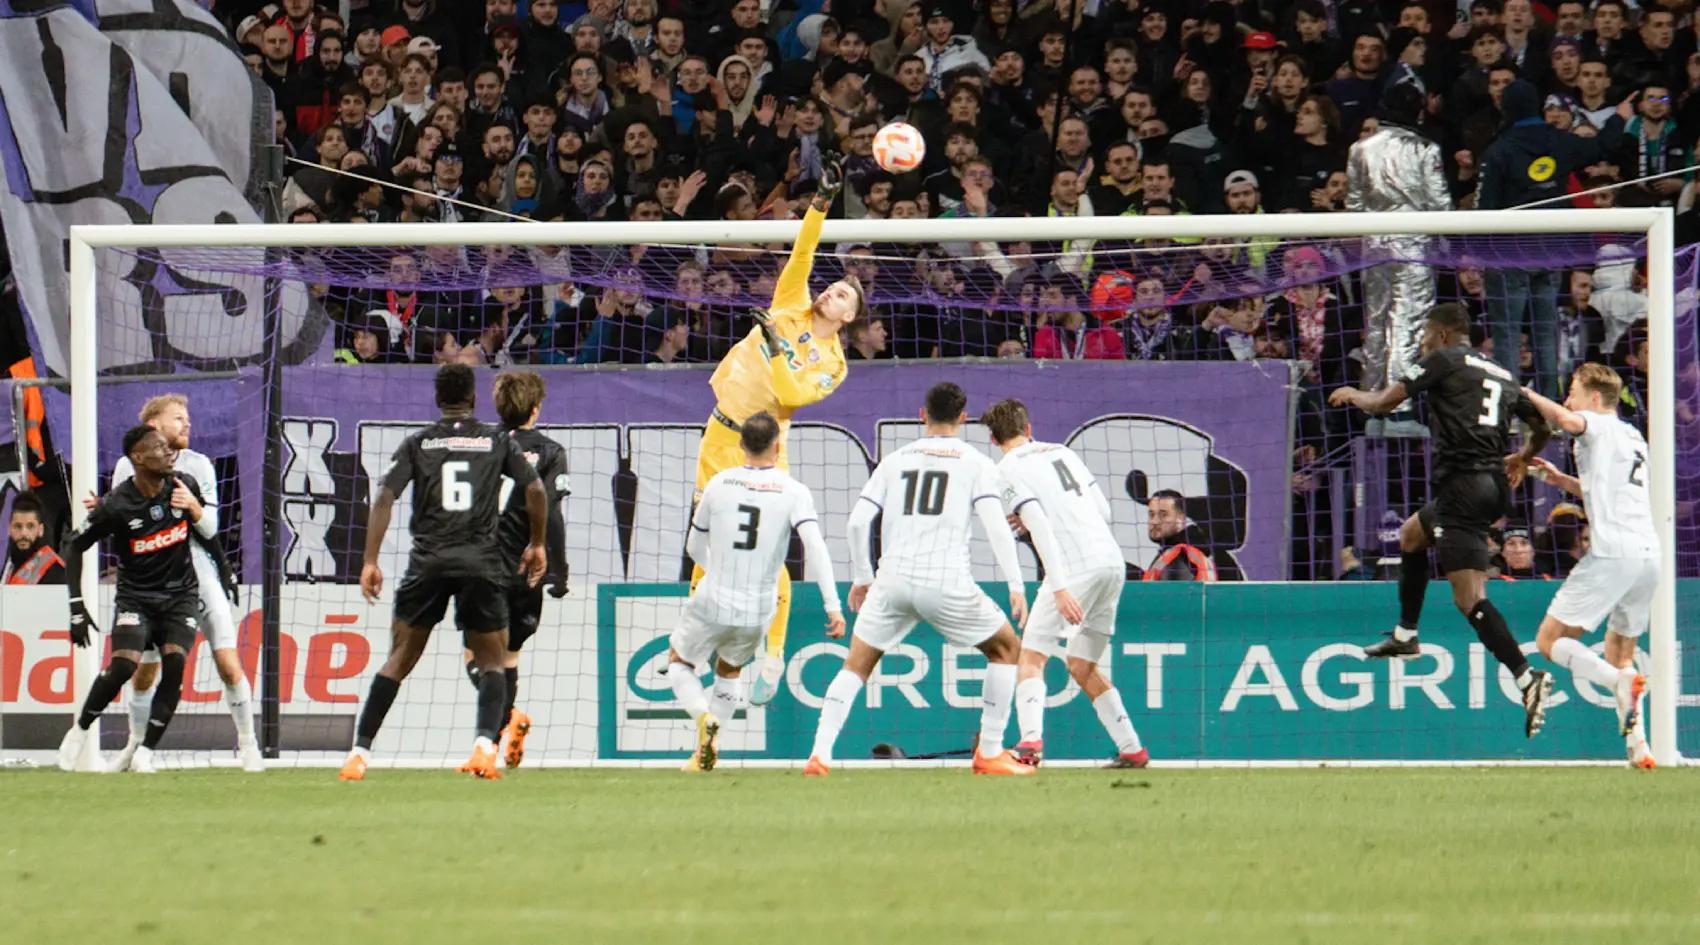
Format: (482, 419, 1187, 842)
(24, 209, 1693, 768)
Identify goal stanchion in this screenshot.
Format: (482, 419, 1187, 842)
(60, 209, 1686, 768)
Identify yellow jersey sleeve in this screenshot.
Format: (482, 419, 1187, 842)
(767, 334, 847, 409)
(771, 205, 826, 317)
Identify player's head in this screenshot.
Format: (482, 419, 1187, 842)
(1421, 303, 1470, 354)
(981, 398, 1032, 449)
(922, 381, 968, 430)
(1566, 361, 1623, 413)
(493, 370, 545, 429)
(1147, 488, 1186, 542)
(435, 363, 476, 411)
(139, 393, 190, 451)
(123, 425, 172, 476)
(739, 411, 783, 463)
(811, 275, 867, 329)
(7, 491, 47, 555)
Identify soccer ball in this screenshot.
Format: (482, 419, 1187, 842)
(872, 122, 926, 174)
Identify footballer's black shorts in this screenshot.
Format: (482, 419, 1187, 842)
(458, 583, 543, 652)
(111, 594, 202, 654)
(393, 569, 508, 633)
(1416, 471, 1511, 574)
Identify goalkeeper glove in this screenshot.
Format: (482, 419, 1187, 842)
(749, 307, 784, 356)
(69, 599, 100, 648)
(816, 150, 845, 203)
(548, 575, 570, 599)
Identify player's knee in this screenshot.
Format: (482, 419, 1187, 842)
(133, 661, 159, 690)
(980, 629, 1020, 664)
(106, 656, 139, 684)
(1450, 587, 1481, 614)
(1067, 658, 1103, 690)
(158, 650, 187, 685)
(1399, 517, 1427, 552)
(212, 648, 242, 684)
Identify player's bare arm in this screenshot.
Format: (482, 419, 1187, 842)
(1528, 456, 1583, 496)
(1505, 408, 1552, 487)
(361, 486, 397, 602)
(1328, 381, 1410, 415)
(1520, 385, 1589, 435)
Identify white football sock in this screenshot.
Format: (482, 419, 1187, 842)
(473, 735, 496, 754)
(1551, 637, 1620, 689)
(669, 661, 710, 720)
(224, 676, 257, 746)
(128, 684, 155, 744)
(979, 663, 1017, 754)
(1392, 625, 1417, 642)
(1015, 677, 1047, 743)
(1093, 688, 1143, 755)
(709, 674, 742, 726)
(810, 671, 863, 763)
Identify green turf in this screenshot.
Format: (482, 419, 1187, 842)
(5, 767, 1698, 944)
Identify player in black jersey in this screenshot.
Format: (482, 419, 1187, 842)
(456, 370, 568, 769)
(340, 365, 547, 781)
(1331, 303, 1558, 736)
(56, 426, 227, 772)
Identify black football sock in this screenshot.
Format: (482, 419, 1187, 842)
(355, 674, 401, 750)
(464, 659, 480, 690)
(78, 657, 138, 731)
(476, 671, 507, 743)
(142, 652, 187, 750)
(1467, 600, 1531, 681)
(1398, 552, 1428, 630)
(502, 667, 520, 731)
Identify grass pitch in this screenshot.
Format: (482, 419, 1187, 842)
(5, 766, 1698, 944)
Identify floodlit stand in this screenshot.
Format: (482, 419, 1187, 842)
(66, 208, 1682, 767)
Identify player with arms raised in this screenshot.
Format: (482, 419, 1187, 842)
(1330, 303, 1556, 736)
(982, 399, 1149, 769)
(669, 413, 844, 771)
(1522, 364, 1659, 767)
(694, 155, 864, 707)
(805, 383, 1050, 777)
(57, 427, 224, 772)
(340, 365, 547, 781)
(457, 370, 570, 769)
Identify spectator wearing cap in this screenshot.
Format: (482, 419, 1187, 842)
(389, 0, 459, 70)
(374, 25, 410, 71)
(1231, 30, 1282, 107)
(480, 15, 526, 95)
(916, 6, 989, 96)
(1496, 526, 1549, 579)
(1327, 32, 1387, 134)
(408, 35, 441, 71)
(287, 29, 353, 138)
(430, 143, 469, 221)
(821, 59, 871, 138)
(1543, 92, 1579, 131)
(1384, 27, 1426, 95)
(1478, 79, 1630, 394)
(871, 1, 925, 75)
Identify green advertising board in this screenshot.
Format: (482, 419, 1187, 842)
(599, 581, 1700, 762)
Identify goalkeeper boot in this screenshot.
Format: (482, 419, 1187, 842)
(1363, 630, 1420, 660)
(973, 749, 1036, 776)
(1613, 671, 1647, 737)
(1522, 670, 1555, 738)
(338, 749, 369, 782)
(129, 746, 157, 774)
(1104, 748, 1151, 769)
(1013, 739, 1044, 768)
(459, 741, 503, 780)
(503, 710, 532, 769)
(803, 756, 830, 777)
(749, 653, 785, 707)
(106, 738, 140, 773)
(56, 725, 89, 773)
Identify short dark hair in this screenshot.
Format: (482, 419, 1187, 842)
(1427, 301, 1471, 335)
(981, 398, 1030, 444)
(435, 363, 476, 408)
(436, 65, 467, 86)
(1150, 488, 1185, 509)
(924, 381, 967, 424)
(740, 411, 781, 454)
(9, 490, 45, 521)
(123, 424, 159, 458)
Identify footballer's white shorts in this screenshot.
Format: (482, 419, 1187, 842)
(852, 580, 1005, 652)
(669, 596, 767, 669)
(1022, 566, 1124, 662)
(140, 552, 237, 665)
(1546, 554, 1659, 638)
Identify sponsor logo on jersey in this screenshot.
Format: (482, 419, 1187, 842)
(185, 616, 197, 629)
(130, 520, 189, 555)
(128, 519, 143, 530)
(419, 436, 493, 451)
(817, 373, 835, 391)
(798, 332, 812, 344)
(115, 611, 141, 627)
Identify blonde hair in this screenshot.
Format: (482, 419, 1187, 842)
(493, 371, 545, 428)
(138, 393, 188, 424)
(1573, 362, 1623, 405)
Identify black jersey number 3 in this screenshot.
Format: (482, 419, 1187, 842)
(900, 470, 949, 515)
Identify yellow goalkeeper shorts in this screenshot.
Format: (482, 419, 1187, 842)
(694, 413, 788, 496)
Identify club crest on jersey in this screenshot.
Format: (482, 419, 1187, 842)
(807, 348, 821, 364)
(150, 506, 163, 521)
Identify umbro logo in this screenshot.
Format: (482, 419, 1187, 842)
(128, 519, 143, 530)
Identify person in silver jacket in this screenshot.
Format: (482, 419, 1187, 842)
(1347, 83, 1452, 394)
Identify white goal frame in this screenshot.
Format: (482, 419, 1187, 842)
(66, 208, 1683, 767)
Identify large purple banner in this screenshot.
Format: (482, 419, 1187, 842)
(241, 360, 1295, 585)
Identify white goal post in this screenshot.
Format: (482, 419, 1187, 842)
(65, 207, 1682, 767)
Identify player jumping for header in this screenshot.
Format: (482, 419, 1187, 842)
(806, 382, 1052, 777)
(692, 153, 864, 708)
(1522, 364, 1659, 768)
(340, 365, 547, 781)
(671, 412, 844, 771)
(1330, 303, 1556, 737)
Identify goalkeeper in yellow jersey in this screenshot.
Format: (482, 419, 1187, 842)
(694, 155, 863, 706)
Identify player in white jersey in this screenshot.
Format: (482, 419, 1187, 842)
(982, 400, 1149, 769)
(95, 395, 261, 773)
(805, 383, 1065, 777)
(670, 413, 844, 771)
(1522, 364, 1657, 768)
